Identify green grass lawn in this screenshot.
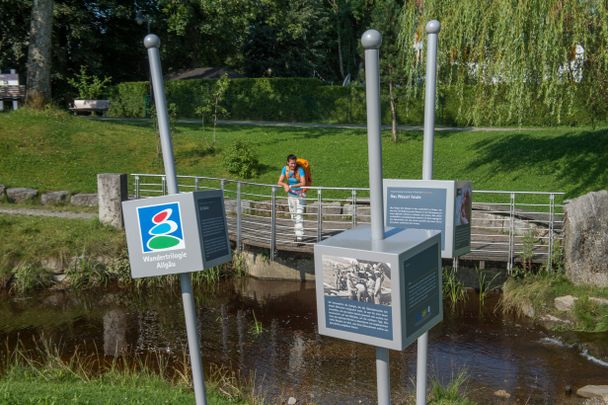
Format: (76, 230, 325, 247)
(0, 365, 249, 405)
(1, 108, 607, 197)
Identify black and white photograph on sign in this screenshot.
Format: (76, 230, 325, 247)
(455, 184, 472, 226)
(322, 255, 392, 306)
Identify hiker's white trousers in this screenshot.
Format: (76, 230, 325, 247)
(288, 194, 306, 238)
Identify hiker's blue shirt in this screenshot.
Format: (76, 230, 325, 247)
(281, 166, 305, 196)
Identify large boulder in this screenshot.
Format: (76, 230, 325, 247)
(41, 191, 69, 205)
(71, 193, 98, 207)
(576, 385, 608, 400)
(6, 187, 38, 203)
(564, 190, 608, 287)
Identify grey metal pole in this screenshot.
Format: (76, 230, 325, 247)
(417, 20, 440, 405)
(422, 20, 440, 181)
(362, 29, 385, 243)
(144, 34, 207, 405)
(362, 29, 390, 405)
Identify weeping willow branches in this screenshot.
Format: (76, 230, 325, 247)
(396, 0, 608, 126)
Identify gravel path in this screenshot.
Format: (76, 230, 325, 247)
(98, 117, 535, 132)
(0, 206, 96, 220)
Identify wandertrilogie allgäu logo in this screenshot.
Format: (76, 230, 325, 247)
(137, 202, 186, 253)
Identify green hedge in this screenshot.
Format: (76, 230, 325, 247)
(108, 77, 601, 127)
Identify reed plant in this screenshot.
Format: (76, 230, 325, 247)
(442, 266, 466, 310)
(477, 268, 499, 310)
(249, 310, 264, 336)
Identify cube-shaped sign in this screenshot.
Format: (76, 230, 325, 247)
(314, 226, 442, 351)
(122, 190, 231, 278)
(383, 179, 472, 258)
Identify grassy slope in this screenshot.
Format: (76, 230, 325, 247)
(0, 214, 124, 264)
(1, 109, 607, 197)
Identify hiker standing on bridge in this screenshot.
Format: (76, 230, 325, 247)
(278, 154, 307, 243)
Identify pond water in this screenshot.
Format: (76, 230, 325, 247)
(1, 278, 607, 404)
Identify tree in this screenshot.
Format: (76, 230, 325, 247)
(243, 0, 333, 78)
(396, 0, 608, 126)
(370, 0, 403, 142)
(0, 0, 31, 73)
(159, 0, 256, 71)
(25, 0, 54, 107)
(194, 75, 229, 143)
(327, 0, 374, 82)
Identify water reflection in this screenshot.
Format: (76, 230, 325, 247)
(103, 309, 127, 357)
(0, 279, 607, 404)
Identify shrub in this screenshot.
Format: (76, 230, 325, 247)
(223, 141, 259, 179)
(67, 66, 112, 99)
(107, 77, 606, 126)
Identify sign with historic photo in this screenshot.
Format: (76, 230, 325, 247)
(122, 190, 231, 278)
(383, 179, 472, 258)
(314, 226, 442, 351)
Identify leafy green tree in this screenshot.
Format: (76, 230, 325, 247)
(326, 0, 374, 82)
(243, 0, 333, 78)
(159, 0, 256, 71)
(370, 0, 403, 142)
(0, 0, 31, 73)
(396, 0, 608, 126)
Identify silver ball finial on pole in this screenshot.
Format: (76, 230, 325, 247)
(425, 20, 441, 34)
(143, 34, 160, 49)
(361, 29, 382, 49)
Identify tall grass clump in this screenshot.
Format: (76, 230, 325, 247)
(10, 263, 54, 294)
(0, 337, 262, 404)
(443, 266, 466, 310)
(428, 370, 475, 404)
(476, 268, 499, 310)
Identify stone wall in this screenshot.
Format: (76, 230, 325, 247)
(0, 185, 97, 207)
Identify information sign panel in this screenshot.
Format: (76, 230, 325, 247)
(122, 190, 231, 278)
(383, 179, 471, 258)
(315, 226, 442, 350)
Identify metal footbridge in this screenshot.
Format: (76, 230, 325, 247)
(131, 174, 565, 271)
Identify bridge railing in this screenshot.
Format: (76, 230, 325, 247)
(131, 174, 565, 271)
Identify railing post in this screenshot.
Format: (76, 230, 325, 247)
(134, 175, 140, 199)
(317, 189, 323, 242)
(271, 186, 277, 260)
(236, 182, 242, 251)
(194, 177, 199, 191)
(220, 179, 225, 193)
(507, 192, 516, 273)
(548, 193, 555, 272)
(352, 189, 357, 228)
(161, 176, 167, 195)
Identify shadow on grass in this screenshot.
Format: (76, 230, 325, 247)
(465, 128, 608, 196)
(176, 144, 218, 159)
(255, 163, 276, 176)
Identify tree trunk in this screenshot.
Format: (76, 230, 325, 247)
(337, 26, 345, 79)
(26, 0, 54, 108)
(389, 79, 398, 143)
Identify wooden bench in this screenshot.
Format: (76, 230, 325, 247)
(0, 85, 25, 111)
(69, 99, 110, 116)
